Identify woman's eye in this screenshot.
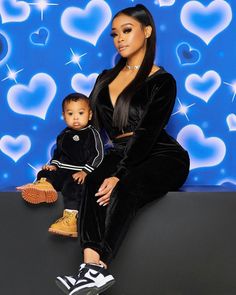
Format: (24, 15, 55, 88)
(110, 32, 117, 38)
(79, 112, 84, 115)
(123, 28, 132, 34)
(68, 113, 73, 116)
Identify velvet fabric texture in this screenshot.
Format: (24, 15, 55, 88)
(37, 169, 83, 210)
(37, 125, 104, 210)
(50, 125, 104, 174)
(80, 139, 189, 263)
(79, 67, 190, 263)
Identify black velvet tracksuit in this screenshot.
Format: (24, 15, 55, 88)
(37, 125, 104, 210)
(79, 67, 190, 263)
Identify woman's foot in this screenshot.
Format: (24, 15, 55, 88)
(48, 210, 78, 238)
(17, 178, 58, 204)
(55, 263, 115, 295)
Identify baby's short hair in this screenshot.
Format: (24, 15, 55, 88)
(62, 93, 90, 111)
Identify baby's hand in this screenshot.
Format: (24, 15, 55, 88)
(72, 171, 87, 184)
(42, 164, 57, 171)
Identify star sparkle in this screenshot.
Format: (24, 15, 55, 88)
(171, 97, 195, 121)
(27, 163, 42, 180)
(28, 0, 58, 21)
(223, 81, 236, 102)
(1, 64, 24, 84)
(65, 48, 87, 70)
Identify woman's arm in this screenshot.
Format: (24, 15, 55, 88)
(96, 74, 177, 206)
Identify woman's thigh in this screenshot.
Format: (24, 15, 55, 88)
(116, 153, 189, 208)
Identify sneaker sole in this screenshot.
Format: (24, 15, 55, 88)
(55, 278, 70, 295)
(69, 280, 115, 295)
(69, 286, 98, 295)
(21, 187, 58, 204)
(97, 278, 115, 294)
(48, 228, 78, 238)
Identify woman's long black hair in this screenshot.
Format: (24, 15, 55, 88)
(90, 4, 157, 131)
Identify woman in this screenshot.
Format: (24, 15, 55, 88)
(56, 4, 190, 295)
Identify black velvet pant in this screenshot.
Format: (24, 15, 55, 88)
(80, 139, 190, 263)
(37, 169, 83, 210)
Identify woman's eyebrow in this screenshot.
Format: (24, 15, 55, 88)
(112, 23, 134, 30)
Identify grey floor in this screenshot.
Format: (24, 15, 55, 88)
(0, 191, 236, 295)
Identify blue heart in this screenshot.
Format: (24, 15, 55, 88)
(30, 28, 49, 45)
(61, 1, 112, 46)
(180, 1, 232, 45)
(0, 32, 9, 63)
(176, 42, 200, 65)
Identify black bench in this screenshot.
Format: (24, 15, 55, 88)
(0, 188, 236, 295)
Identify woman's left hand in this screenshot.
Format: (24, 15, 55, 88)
(95, 177, 119, 206)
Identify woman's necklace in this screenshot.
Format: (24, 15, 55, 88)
(126, 63, 141, 70)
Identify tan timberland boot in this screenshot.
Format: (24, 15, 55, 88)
(48, 210, 78, 238)
(18, 178, 58, 204)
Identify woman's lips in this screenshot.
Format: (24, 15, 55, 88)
(118, 45, 128, 52)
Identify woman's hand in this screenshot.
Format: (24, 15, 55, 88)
(95, 177, 119, 206)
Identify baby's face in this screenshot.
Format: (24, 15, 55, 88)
(63, 100, 92, 131)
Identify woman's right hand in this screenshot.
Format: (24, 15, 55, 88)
(95, 177, 119, 206)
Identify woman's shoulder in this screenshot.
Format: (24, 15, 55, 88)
(146, 66, 176, 88)
(148, 66, 175, 81)
(98, 68, 111, 78)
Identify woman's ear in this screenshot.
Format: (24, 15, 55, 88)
(89, 110, 93, 121)
(145, 25, 152, 39)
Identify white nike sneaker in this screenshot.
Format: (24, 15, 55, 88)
(55, 263, 115, 295)
(56, 264, 87, 294)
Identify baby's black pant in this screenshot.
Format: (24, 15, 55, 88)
(37, 169, 83, 210)
(79, 147, 190, 263)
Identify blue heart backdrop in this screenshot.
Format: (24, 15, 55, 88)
(0, 0, 235, 189)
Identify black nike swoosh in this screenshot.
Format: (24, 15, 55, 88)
(89, 270, 100, 278)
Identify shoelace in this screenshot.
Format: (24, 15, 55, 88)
(37, 178, 46, 183)
(54, 216, 67, 223)
(74, 267, 89, 283)
(32, 178, 47, 185)
(55, 212, 75, 224)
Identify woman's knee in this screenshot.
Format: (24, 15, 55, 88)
(111, 176, 140, 203)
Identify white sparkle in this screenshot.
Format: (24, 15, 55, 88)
(1, 64, 24, 84)
(223, 81, 236, 102)
(171, 97, 195, 121)
(28, 0, 58, 21)
(65, 48, 87, 70)
(27, 163, 42, 181)
(27, 163, 38, 172)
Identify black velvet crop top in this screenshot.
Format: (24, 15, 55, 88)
(91, 67, 188, 179)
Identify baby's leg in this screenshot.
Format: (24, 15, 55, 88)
(48, 175, 83, 238)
